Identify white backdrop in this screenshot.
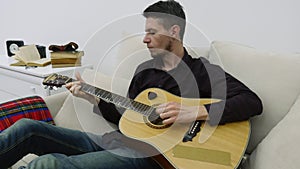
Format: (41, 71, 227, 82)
(0, 0, 299, 58)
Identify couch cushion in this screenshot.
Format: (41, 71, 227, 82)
(247, 94, 300, 169)
(53, 94, 85, 131)
(54, 69, 121, 135)
(208, 41, 300, 153)
(186, 46, 210, 59)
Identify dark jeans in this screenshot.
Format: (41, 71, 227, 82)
(0, 118, 162, 169)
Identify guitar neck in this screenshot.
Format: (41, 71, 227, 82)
(43, 73, 155, 116)
(72, 79, 154, 116)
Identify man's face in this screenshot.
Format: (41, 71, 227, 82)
(143, 17, 173, 58)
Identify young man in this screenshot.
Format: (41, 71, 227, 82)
(0, 1, 262, 168)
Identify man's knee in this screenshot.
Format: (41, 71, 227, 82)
(14, 118, 37, 128)
(27, 154, 62, 169)
(13, 118, 42, 132)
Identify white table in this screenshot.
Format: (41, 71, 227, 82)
(0, 56, 93, 103)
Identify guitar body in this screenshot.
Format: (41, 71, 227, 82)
(119, 88, 250, 169)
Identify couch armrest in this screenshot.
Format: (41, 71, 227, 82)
(43, 91, 69, 118)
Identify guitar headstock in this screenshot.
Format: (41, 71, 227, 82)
(43, 73, 73, 89)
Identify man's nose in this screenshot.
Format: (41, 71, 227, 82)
(143, 34, 150, 43)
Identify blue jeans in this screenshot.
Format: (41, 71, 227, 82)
(0, 118, 162, 169)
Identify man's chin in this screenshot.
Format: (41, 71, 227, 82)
(149, 50, 158, 58)
(150, 53, 162, 58)
(149, 49, 164, 58)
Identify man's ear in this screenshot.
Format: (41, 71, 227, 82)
(170, 25, 181, 39)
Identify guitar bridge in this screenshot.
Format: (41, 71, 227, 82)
(182, 120, 202, 142)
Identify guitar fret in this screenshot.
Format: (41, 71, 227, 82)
(132, 102, 139, 112)
(111, 93, 118, 100)
(82, 84, 95, 95)
(145, 108, 152, 116)
(102, 91, 111, 100)
(140, 105, 147, 112)
(88, 86, 96, 95)
(117, 96, 127, 107)
(123, 99, 133, 110)
(95, 89, 102, 97)
(81, 84, 90, 92)
(128, 101, 150, 116)
(136, 102, 144, 111)
(112, 95, 122, 106)
(143, 105, 153, 116)
(142, 105, 150, 112)
(97, 89, 106, 98)
(117, 97, 126, 107)
(111, 94, 118, 101)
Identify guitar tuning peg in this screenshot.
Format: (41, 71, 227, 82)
(53, 86, 58, 90)
(44, 86, 48, 89)
(49, 86, 53, 90)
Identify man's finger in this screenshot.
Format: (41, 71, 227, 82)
(75, 72, 84, 82)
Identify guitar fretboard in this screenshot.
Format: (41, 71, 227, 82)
(43, 73, 157, 118)
(80, 82, 155, 116)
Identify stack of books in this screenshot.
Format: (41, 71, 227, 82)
(50, 51, 84, 68)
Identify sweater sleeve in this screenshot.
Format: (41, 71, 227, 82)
(95, 101, 123, 125)
(205, 72, 263, 126)
(198, 58, 263, 125)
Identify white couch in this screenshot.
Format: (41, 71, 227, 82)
(207, 41, 300, 169)
(12, 41, 300, 169)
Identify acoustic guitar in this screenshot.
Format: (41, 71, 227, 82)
(43, 73, 250, 169)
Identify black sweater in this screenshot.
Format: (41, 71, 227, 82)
(96, 48, 263, 126)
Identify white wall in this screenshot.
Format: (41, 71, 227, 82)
(0, 0, 299, 59)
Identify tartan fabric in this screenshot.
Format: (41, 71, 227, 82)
(0, 96, 55, 132)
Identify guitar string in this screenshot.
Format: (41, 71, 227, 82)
(46, 74, 162, 123)
(80, 83, 155, 117)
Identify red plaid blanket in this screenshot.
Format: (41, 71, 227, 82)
(0, 96, 55, 132)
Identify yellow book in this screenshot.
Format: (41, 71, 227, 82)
(51, 57, 82, 64)
(51, 63, 81, 68)
(50, 51, 84, 59)
(10, 45, 51, 67)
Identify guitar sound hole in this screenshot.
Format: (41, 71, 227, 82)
(143, 109, 169, 129)
(148, 112, 163, 125)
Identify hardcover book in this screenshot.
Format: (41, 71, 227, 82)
(50, 51, 84, 68)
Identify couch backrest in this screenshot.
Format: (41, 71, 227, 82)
(208, 41, 300, 153)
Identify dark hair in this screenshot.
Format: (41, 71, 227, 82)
(143, 0, 186, 40)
